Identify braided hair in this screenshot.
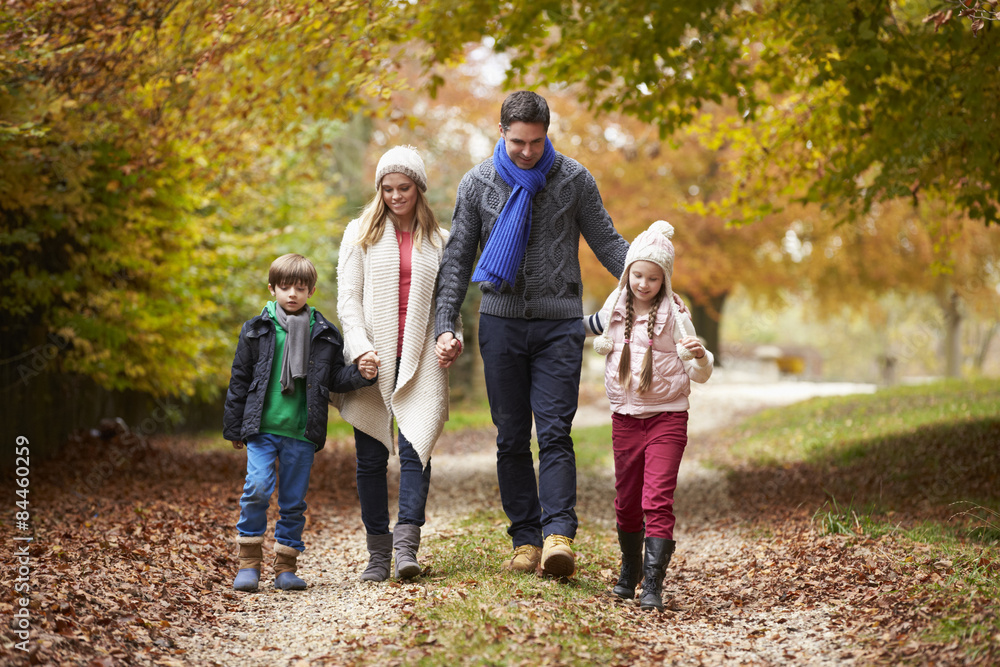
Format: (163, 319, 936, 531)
(616, 282, 667, 395)
(616, 292, 636, 390)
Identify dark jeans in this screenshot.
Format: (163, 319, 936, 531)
(354, 428, 431, 535)
(478, 313, 585, 547)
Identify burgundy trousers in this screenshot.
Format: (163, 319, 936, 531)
(611, 410, 689, 539)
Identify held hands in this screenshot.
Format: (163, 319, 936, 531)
(435, 332, 461, 368)
(679, 336, 706, 360)
(357, 351, 380, 380)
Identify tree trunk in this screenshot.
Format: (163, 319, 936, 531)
(687, 292, 728, 365)
(974, 322, 998, 373)
(941, 290, 963, 378)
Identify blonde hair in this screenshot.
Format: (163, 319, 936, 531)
(616, 282, 667, 395)
(355, 179, 441, 250)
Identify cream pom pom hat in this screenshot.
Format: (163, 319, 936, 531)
(593, 220, 694, 360)
(375, 145, 428, 192)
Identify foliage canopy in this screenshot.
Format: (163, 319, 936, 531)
(412, 0, 999, 225)
(1, 0, 406, 396)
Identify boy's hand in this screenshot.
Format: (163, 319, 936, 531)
(679, 336, 705, 360)
(435, 332, 461, 368)
(232, 440, 245, 449)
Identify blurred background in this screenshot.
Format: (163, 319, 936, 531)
(3, 2, 998, 459)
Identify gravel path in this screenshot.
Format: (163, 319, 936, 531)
(177, 377, 875, 666)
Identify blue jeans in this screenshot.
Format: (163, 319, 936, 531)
(355, 428, 431, 534)
(237, 433, 316, 551)
(478, 314, 584, 547)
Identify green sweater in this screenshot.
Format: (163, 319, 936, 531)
(260, 301, 315, 441)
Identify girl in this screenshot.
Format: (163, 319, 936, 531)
(589, 220, 713, 611)
(337, 145, 461, 581)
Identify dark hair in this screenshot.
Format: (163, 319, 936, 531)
(500, 91, 550, 132)
(269, 253, 317, 290)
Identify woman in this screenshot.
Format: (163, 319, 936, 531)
(336, 145, 461, 581)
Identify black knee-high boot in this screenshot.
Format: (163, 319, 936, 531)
(639, 537, 675, 611)
(612, 527, 644, 599)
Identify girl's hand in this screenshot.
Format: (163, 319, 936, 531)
(679, 336, 705, 360)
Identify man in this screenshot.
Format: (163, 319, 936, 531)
(435, 91, 629, 576)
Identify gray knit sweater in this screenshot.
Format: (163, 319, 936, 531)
(435, 152, 629, 335)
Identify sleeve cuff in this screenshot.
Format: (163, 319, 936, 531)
(343, 328, 374, 363)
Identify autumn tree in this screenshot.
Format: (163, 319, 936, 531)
(2, 0, 413, 390)
(372, 53, 815, 364)
(410, 0, 999, 226)
(781, 202, 1000, 377)
(0, 1, 419, 452)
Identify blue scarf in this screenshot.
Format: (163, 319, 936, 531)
(471, 136, 556, 288)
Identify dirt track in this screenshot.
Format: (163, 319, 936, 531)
(175, 378, 877, 666)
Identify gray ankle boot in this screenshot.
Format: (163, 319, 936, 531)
(393, 524, 422, 579)
(360, 533, 393, 582)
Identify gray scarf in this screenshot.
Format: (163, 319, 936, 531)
(274, 304, 311, 394)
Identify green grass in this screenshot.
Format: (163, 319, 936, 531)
(327, 400, 497, 440)
(812, 497, 900, 538)
(571, 423, 613, 471)
(726, 378, 1000, 467)
(348, 510, 633, 667)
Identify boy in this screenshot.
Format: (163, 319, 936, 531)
(223, 253, 376, 591)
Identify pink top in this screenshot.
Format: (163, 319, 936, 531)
(396, 229, 412, 358)
(602, 292, 713, 416)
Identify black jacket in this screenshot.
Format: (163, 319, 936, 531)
(223, 306, 373, 450)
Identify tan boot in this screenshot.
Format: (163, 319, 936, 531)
(541, 534, 575, 577)
(273, 543, 306, 590)
(233, 536, 264, 591)
(505, 544, 542, 573)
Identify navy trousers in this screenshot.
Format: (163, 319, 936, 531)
(478, 313, 585, 547)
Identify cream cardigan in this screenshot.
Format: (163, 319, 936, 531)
(335, 218, 461, 467)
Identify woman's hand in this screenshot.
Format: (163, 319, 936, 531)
(435, 332, 461, 368)
(357, 351, 380, 379)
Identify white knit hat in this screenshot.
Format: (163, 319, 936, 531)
(375, 145, 427, 192)
(593, 220, 692, 359)
(621, 219, 676, 285)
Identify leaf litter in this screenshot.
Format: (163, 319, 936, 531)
(1, 383, 996, 665)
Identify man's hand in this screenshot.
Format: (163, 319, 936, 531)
(435, 332, 461, 368)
